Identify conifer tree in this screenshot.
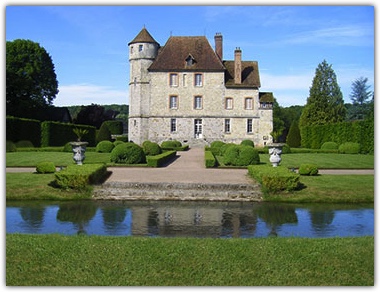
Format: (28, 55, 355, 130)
(286, 121, 301, 147)
(299, 60, 346, 128)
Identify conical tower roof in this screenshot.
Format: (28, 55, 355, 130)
(128, 27, 159, 45)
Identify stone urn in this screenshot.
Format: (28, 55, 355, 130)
(69, 141, 88, 165)
(267, 143, 285, 167)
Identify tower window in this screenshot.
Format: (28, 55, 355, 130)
(139, 45, 143, 52)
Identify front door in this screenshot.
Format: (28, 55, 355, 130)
(194, 119, 203, 139)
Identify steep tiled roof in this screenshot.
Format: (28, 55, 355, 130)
(148, 36, 225, 72)
(223, 61, 261, 88)
(128, 27, 159, 45)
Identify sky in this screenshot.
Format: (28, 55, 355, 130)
(4, 2, 375, 108)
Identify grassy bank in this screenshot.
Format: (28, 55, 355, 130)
(6, 234, 373, 286)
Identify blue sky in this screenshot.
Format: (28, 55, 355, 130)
(5, 3, 375, 107)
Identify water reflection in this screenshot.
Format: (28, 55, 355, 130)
(6, 200, 374, 238)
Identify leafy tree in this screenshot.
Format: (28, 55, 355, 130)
(6, 39, 58, 119)
(347, 77, 373, 120)
(299, 60, 346, 128)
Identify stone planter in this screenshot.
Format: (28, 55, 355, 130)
(69, 141, 88, 165)
(267, 143, 285, 167)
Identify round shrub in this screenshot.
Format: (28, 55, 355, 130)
(240, 139, 254, 147)
(224, 145, 260, 166)
(298, 164, 319, 176)
(113, 140, 125, 147)
(110, 142, 146, 164)
(321, 141, 339, 150)
(338, 142, 361, 154)
(96, 140, 115, 153)
(62, 142, 72, 152)
(142, 141, 162, 156)
(220, 143, 236, 156)
(6, 141, 17, 152)
(15, 140, 34, 148)
(161, 140, 182, 149)
(210, 140, 225, 148)
(36, 161, 56, 174)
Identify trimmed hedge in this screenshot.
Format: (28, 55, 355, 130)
(240, 139, 254, 147)
(321, 141, 339, 150)
(224, 145, 260, 166)
(142, 141, 162, 156)
(205, 151, 216, 168)
(96, 141, 115, 153)
(298, 164, 319, 176)
(6, 141, 17, 152)
(146, 150, 177, 167)
(54, 164, 107, 190)
(36, 161, 56, 174)
(339, 142, 361, 154)
(248, 165, 300, 193)
(110, 142, 146, 164)
(41, 121, 96, 147)
(15, 140, 35, 148)
(103, 120, 123, 135)
(6, 116, 41, 147)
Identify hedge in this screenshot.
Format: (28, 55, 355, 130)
(6, 116, 41, 147)
(54, 164, 107, 190)
(248, 165, 300, 194)
(300, 120, 374, 153)
(204, 151, 216, 168)
(298, 164, 319, 176)
(41, 121, 96, 147)
(146, 150, 177, 167)
(36, 161, 56, 174)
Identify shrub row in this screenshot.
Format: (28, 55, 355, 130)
(54, 164, 107, 190)
(146, 150, 177, 167)
(205, 151, 216, 168)
(6, 116, 41, 147)
(248, 165, 300, 193)
(300, 120, 374, 153)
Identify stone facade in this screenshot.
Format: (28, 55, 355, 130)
(128, 28, 273, 147)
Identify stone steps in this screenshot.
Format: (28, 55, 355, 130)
(93, 181, 262, 202)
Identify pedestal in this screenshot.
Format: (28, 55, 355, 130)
(70, 142, 88, 165)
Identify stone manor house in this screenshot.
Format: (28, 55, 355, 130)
(128, 27, 274, 147)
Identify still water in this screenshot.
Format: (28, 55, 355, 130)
(6, 200, 373, 238)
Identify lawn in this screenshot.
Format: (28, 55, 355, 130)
(6, 234, 374, 286)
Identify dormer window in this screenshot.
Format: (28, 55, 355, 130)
(185, 54, 196, 66)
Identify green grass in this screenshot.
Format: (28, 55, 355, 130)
(6, 173, 93, 200)
(266, 175, 374, 203)
(260, 153, 374, 169)
(6, 234, 374, 286)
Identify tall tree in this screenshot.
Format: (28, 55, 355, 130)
(6, 39, 59, 119)
(347, 77, 373, 120)
(299, 60, 346, 128)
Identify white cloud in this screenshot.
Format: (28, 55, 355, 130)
(54, 84, 128, 107)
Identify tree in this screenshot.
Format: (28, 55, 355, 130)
(299, 60, 346, 128)
(286, 121, 301, 147)
(347, 77, 373, 120)
(6, 39, 59, 119)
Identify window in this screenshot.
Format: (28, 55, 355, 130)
(169, 73, 178, 87)
(247, 119, 253, 133)
(169, 95, 178, 109)
(225, 119, 231, 133)
(194, 96, 202, 109)
(183, 74, 187, 87)
(245, 98, 253, 110)
(194, 74, 203, 86)
(170, 118, 177, 132)
(225, 98, 233, 110)
(138, 45, 143, 52)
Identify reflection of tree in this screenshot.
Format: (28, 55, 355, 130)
(257, 204, 298, 237)
(309, 207, 335, 232)
(101, 207, 127, 234)
(57, 201, 97, 235)
(19, 205, 46, 231)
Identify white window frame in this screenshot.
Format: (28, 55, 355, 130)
(169, 95, 178, 109)
(194, 73, 203, 87)
(245, 97, 253, 110)
(169, 73, 178, 87)
(225, 98, 233, 110)
(194, 96, 203, 110)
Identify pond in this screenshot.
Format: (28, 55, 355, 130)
(6, 200, 373, 238)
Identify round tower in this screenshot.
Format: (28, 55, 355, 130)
(128, 27, 159, 144)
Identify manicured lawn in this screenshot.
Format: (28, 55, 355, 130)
(259, 153, 374, 169)
(6, 234, 374, 286)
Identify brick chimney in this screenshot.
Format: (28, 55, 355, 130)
(234, 47, 242, 84)
(214, 33, 223, 60)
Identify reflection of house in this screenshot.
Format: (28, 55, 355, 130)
(128, 27, 273, 146)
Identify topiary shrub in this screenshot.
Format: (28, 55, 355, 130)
(220, 143, 236, 156)
(96, 140, 115, 153)
(113, 140, 125, 147)
(224, 145, 260, 166)
(298, 164, 319, 176)
(321, 141, 339, 150)
(281, 144, 291, 154)
(110, 142, 146, 164)
(338, 142, 361, 154)
(96, 122, 112, 144)
(62, 142, 72, 152)
(240, 139, 254, 147)
(161, 140, 182, 149)
(15, 140, 34, 148)
(142, 140, 162, 156)
(36, 161, 56, 174)
(6, 141, 17, 152)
